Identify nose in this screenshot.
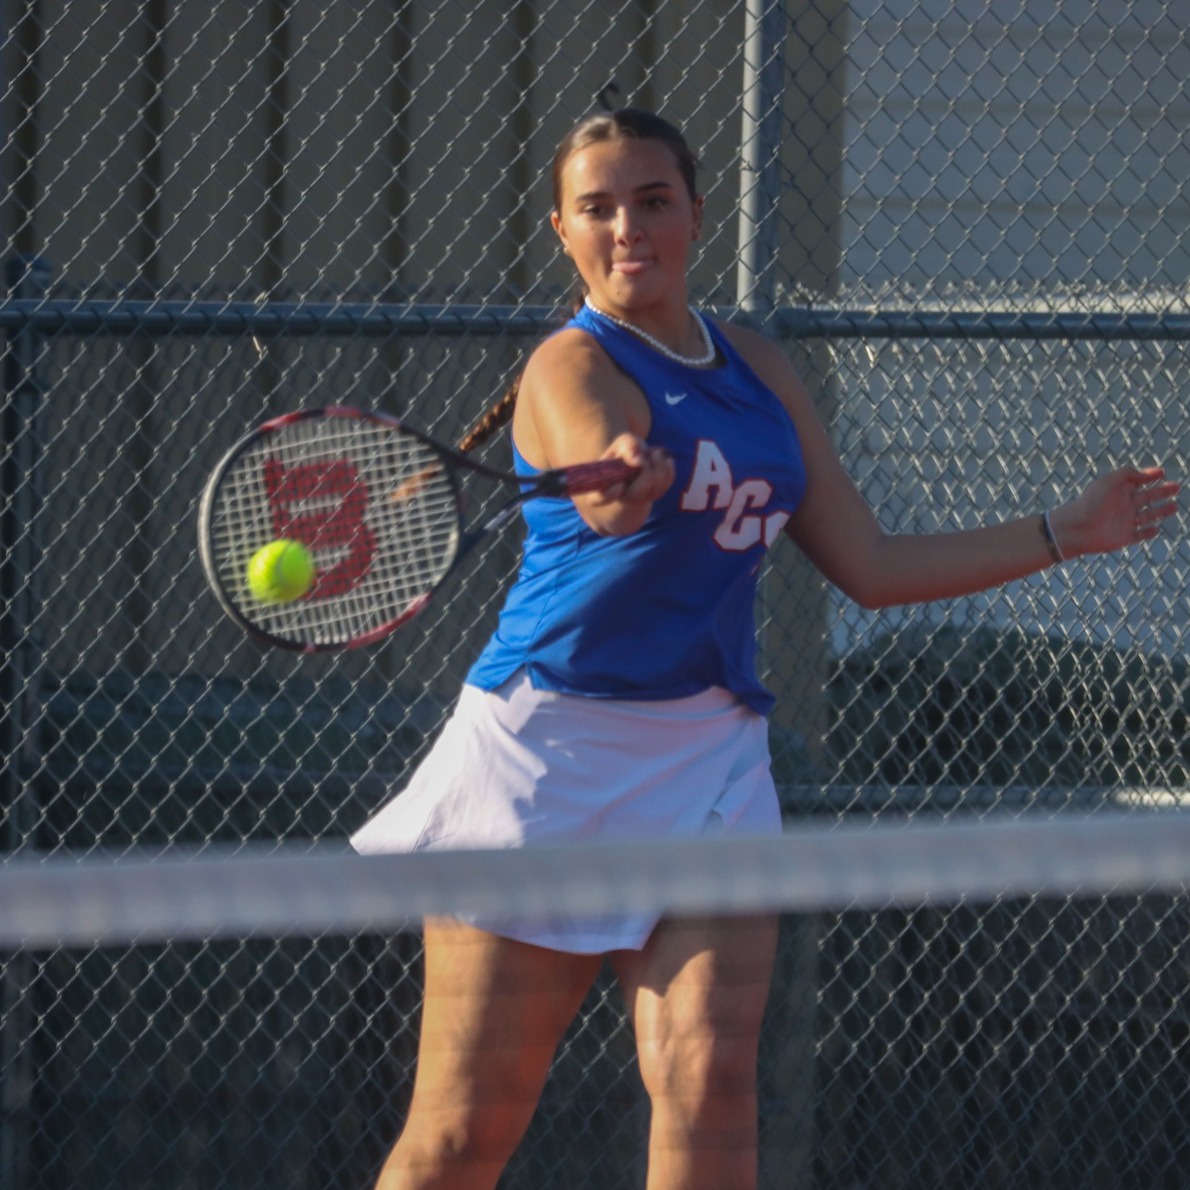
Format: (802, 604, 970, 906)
(612, 205, 641, 243)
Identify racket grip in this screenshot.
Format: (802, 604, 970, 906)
(561, 458, 641, 495)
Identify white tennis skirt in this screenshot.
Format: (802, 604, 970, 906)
(350, 669, 780, 952)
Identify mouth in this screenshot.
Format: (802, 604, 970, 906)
(611, 259, 653, 276)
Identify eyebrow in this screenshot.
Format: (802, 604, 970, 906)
(571, 180, 676, 204)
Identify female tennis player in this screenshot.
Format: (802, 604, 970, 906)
(352, 108, 1179, 1190)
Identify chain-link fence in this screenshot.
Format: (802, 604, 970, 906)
(2, 2, 1189, 1187)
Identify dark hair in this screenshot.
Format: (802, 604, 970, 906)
(457, 378, 520, 453)
(460, 109, 699, 455)
(551, 108, 700, 211)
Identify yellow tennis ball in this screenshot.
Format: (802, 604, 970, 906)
(246, 539, 316, 603)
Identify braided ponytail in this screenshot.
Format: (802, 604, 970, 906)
(457, 374, 521, 453)
(456, 291, 585, 455)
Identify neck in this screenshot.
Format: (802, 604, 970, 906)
(584, 297, 715, 367)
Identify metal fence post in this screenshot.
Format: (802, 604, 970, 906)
(1, 252, 52, 1190)
(736, 0, 786, 319)
(737, 8, 825, 1185)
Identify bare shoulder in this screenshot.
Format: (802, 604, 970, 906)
(711, 317, 782, 364)
(514, 326, 650, 467)
(520, 327, 625, 403)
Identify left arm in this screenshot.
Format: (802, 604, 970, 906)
(814, 467, 1175, 609)
(720, 324, 1180, 609)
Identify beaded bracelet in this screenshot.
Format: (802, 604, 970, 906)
(1040, 510, 1066, 565)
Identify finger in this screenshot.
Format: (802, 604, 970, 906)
(1140, 496, 1180, 526)
(1129, 466, 1173, 493)
(1148, 479, 1181, 501)
(1131, 490, 1180, 542)
(1135, 481, 1180, 515)
(1141, 485, 1181, 511)
(621, 451, 672, 502)
(1130, 464, 1166, 480)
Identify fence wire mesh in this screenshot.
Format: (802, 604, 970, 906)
(2, 1, 1189, 1187)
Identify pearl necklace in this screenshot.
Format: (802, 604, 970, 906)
(584, 297, 716, 367)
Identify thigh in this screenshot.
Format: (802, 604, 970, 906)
(610, 914, 778, 1089)
(411, 917, 605, 1109)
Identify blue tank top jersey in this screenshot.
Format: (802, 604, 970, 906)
(466, 304, 807, 714)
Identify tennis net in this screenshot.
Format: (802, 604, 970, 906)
(3, 811, 1189, 1189)
(4, 811, 1190, 948)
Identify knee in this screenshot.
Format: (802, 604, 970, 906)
(636, 1021, 760, 1114)
(382, 1098, 534, 1187)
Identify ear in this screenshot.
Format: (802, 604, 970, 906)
(692, 195, 705, 242)
(551, 211, 571, 255)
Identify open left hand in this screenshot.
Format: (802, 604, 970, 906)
(1051, 466, 1180, 559)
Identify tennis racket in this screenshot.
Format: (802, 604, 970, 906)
(198, 406, 637, 652)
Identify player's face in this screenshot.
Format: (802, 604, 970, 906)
(551, 138, 703, 322)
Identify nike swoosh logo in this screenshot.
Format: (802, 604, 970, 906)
(664, 392, 688, 406)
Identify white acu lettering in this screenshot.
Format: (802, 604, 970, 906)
(680, 440, 734, 511)
(715, 479, 774, 549)
(764, 510, 791, 544)
(682, 440, 788, 552)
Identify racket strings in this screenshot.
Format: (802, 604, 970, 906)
(209, 418, 459, 647)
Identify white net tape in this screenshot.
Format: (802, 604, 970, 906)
(4, 811, 1189, 950)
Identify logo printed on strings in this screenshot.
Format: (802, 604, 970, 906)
(262, 457, 376, 597)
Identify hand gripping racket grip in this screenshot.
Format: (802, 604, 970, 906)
(543, 457, 641, 496)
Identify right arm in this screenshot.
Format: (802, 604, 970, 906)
(512, 328, 675, 536)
